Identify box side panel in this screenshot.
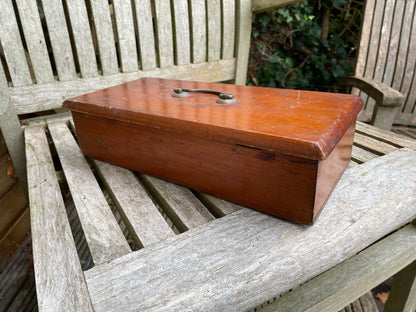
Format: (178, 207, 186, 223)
(313, 120, 357, 221)
(72, 113, 319, 224)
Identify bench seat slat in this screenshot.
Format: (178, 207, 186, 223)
(47, 121, 130, 265)
(85, 149, 416, 312)
(25, 125, 93, 311)
(351, 145, 378, 163)
(353, 132, 398, 155)
(140, 175, 215, 232)
(94, 160, 175, 247)
(195, 192, 242, 217)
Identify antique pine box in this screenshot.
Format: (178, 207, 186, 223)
(63, 78, 363, 225)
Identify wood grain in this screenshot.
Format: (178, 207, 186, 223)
(234, 0, 252, 84)
(112, 0, 138, 72)
(65, 0, 98, 78)
(15, 0, 54, 84)
(207, 0, 222, 61)
(25, 125, 93, 312)
(154, 0, 174, 68)
(0, 0, 32, 86)
(89, 0, 119, 75)
(172, 0, 191, 65)
(93, 160, 175, 247)
(41, 0, 77, 81)
(0, 184, 27, 237)
(84, 149, 416, 312)
(222, 0, 236, 59)
(134, 0, 157, 70)
(189, 0, 207, 63)
(47, 121, 130, 264)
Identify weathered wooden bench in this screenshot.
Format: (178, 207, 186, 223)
(341, 0, 416, 130)
(1, 0, 416, 311)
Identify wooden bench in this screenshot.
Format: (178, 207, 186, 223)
(1, 0, 416, 311)
(341, 0, 416, 130)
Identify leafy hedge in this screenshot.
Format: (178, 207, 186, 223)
(248, 0, 364, 92)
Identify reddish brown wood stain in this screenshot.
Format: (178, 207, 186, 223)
(65, 78, 363, 224)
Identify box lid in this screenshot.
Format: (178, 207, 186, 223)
(63, 78, 363, 160)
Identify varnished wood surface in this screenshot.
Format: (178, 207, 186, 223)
(64, 78, 363, 160)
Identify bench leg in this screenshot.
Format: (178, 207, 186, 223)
(384, 260, 416, 312)
(371, 105, 398, 130)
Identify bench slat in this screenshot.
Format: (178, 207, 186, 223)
(401, 8, 416, 114)
(15, 0, 54, 84)
(42, 0, 77, 81)
(85, 149, 416, 312)
(48, 121, 130, 265)
(112, 0, 138, 73)
(94, 160, 175, 248)
(195, 192, 242, 217)
(154, 0, 174, 68)
(189, 0, 207, 63)
(222, 0, 236, 59)
(134, 0, 157, 71)
(140, 175, 215, 232)
(207, 0, 222, 61)
(89, 0, 119, 75)
(351, 145, 378, 163)
(172, 0, 191, 65)
(25, 125, 93, 312)
(356, 122, 416, 149)
(66, 0, 98, 78)
(0, 0, 32, 86)
(353, 132, 398, 155)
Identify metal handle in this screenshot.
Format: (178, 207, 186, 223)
(171, 88, 236, 104)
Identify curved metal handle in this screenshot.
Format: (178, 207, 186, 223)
(171, 88, 236, 104)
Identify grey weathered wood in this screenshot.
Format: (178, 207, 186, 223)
(134, 0, 157, 71)
(10, 59, 236, 114)
(112, 0, 138, 73)
(139, 175, 215, 232)
(401, 9, 416, 114)
(25, 125, 93, 312)
(84, 149, 416, 312)
(15, 0, 54, 84)
(0, 89, 27, 196)
(351, 145, 378, 163)
(172, 0, 191, 65)
(195, 191, 242, 217)
(222, 0, 236, 59)
(42, 0, 77, 81)
(384, 260, 416, 312)
(154, 0, 174, 68)
(89, 0, 119, 75)
(207, 0, 222, 62)
(356, 121, 416, 149)
(234, 0, 252, 85)
(358, 292, 379, 312)
(93, 160, 175, 248)
(189, 0, 207, 63)
(65, 0, 98, 78)
(47, 121, 130, 264)
(0, 0, 32, 87)
(258, 224, 416, 312)
(354, 132, 398, 155)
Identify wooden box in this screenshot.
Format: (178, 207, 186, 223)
(63, 78, 363, 224)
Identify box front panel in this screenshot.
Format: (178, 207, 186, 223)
(73, 113, 320, 224)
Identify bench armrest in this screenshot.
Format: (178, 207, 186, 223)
(252, 0, 303, 13)
(339, 76, 404, 107)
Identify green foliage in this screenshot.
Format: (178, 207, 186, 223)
(248, 0, 363, 92)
